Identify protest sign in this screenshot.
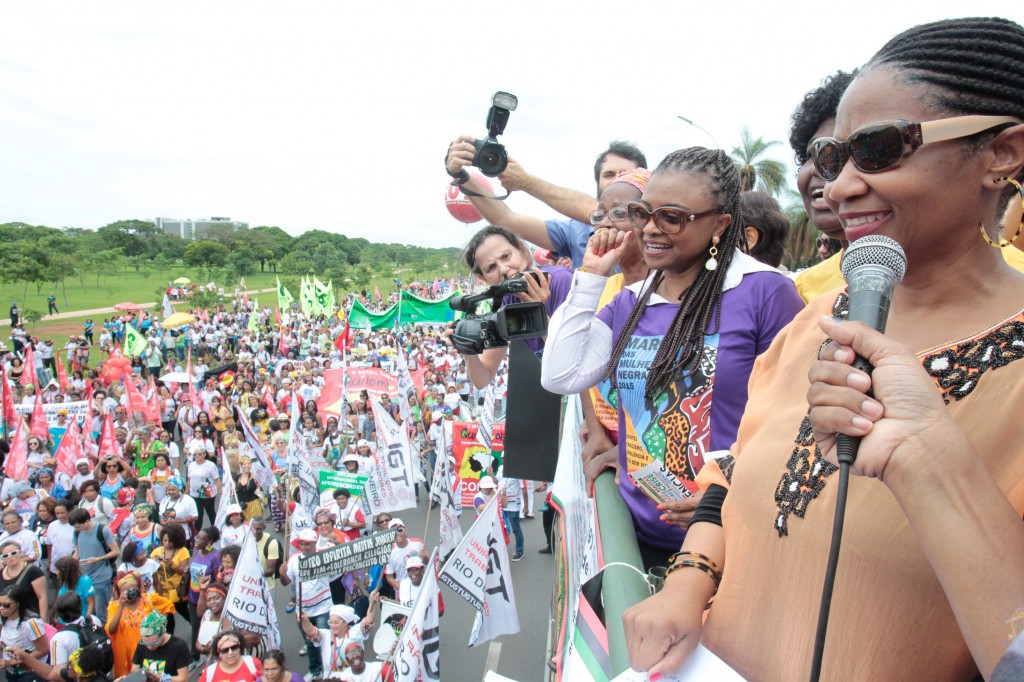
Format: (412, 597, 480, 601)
(346, 367, 399, 399)
(14, 400, 89, 427)
(223, 532, 281, 649)
(429, 435, 462, 558)
(374, 599, 412, 658)
(318, 470, 368, 495)
(362, 397, 417, 514)
(453, 422, 505, 506)
(298, 528, 398, 580)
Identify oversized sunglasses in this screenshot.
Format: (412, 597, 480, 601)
(811, 115, 1023, 181)
(588, 206, 629, 226)
(626, 201, 720, 234)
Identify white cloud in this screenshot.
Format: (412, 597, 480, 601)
(0, 0, 1019, 248)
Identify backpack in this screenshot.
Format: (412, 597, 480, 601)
(72, 523, 116, 569)
(64, 620, 115, 673)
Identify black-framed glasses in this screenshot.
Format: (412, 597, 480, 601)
(810, 115, 1023, 181)
(626, 202, 720, 234)
(218, 644, 241, 654)
(588, 206, 629, 226)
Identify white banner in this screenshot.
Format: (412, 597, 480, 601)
(476, 385, 494, 451)
(396, 351, 414, 422)
(364, 397, 417, 515)
(438, 494, 520, 647)
(430, 429, 462, 558)
(213, 450, 238, 529)
(14, 400, 89, 427)
(393, 548, 441, 682)
(549, 394, 600, 681)
(223, 532, 281, 650)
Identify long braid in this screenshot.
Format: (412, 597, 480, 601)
(869, 17, 1024, 187)
(604, 147, 744, 401)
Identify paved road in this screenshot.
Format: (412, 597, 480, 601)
(174, 492, 555, 682)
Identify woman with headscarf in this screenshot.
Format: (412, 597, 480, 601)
(157, 476, 198, 545)
(220, 506, 247, 548)
(129, 610, 191, 682)
(108, 487, 137, 545)
(34, 468, 66, 501)
(145, 451, 179, 506)
(312, 508, 348, 604)
(106, 569, 175, 677)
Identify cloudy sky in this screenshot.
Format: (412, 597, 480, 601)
(1, 1, 1019, 249)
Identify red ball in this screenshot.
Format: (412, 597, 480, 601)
(445, 170, 494, 224)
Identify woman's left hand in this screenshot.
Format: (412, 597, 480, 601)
(515, 270, 551, 306)
(808, 316, 953, 480)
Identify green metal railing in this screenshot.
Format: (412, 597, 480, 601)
(593, 470, 650, 676)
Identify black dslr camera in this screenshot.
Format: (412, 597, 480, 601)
(449, 274, 547, 355)
(472, 91, 518, 177)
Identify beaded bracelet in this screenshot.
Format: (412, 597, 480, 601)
(664, 551, 722, 588)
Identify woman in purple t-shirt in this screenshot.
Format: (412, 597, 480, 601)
(542, 147, 804, 569)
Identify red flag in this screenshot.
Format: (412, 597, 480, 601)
(275, 305, 281, 325)
(4, 419, 28, 480)
(100, 346, 130, 387)
(186, 350, 202, 411)
(410, 367, 426, 400)
(54, 419, 82, 479)
(55, 353, 70, 391)
(146, 376, 161, 424)
(124, 377, 148, 417)
(1, 365, 17, 434)
(262, 387, 278, 417)
(243, 290, 250, 309)
(98, 412, 121, 459)
(29, 395, 48, 441)
(20, 345, 36, 387)
(374, 285, 382, 301)
(334, 320, 353, 353)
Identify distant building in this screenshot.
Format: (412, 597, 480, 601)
(154, 216, 249, 241)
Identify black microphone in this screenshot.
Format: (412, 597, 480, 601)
(835, 235, 907, 465)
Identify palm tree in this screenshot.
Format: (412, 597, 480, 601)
(731, 127, 788, 196)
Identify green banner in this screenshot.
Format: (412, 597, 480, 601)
(319, 470, 369, 495)
(347, 290, 459, 330)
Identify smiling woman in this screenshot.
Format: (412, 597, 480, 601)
(542, 146, 804, 569)
(617, 17, 1024, 682)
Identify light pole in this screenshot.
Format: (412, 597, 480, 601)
(677, 115, 720, 149)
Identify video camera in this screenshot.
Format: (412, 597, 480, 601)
(472, 91, 518, 177)
(449, 273, 547, 355)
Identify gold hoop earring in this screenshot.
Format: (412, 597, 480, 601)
(980, 176, 1024, 248)
(706, 236, 720, 272)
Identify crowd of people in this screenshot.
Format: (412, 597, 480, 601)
(3, 14, 1024, 682)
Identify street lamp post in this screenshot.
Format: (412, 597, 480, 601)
(677, 115, 721, 149)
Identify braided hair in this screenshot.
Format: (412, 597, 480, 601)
(867, 16, 1024, 186)
(605, 147, 743, 401)
(789, 71, 856, 166)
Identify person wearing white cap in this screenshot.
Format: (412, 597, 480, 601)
(384, 519, 426, 594)
(220, 504, 247, 548)
(71, 457, 96, 491)
(299, 592, 380, 679)
(397, 556, 446, 615)
(279, 528, 333, 679)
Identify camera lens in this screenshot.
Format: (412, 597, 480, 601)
(475, 141, 508, 177)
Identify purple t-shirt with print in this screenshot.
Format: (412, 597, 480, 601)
(596, 269, 804, 551)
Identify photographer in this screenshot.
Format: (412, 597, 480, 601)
(459, 225, 572, 389)
(447, 137, 645, 267)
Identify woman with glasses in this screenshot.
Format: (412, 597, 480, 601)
(199, 630, 262, 682)
(622, 17, 1024, 681)
(543, 147, 803, 570)
(0, 584, 47, 680)
(93, 456, 128, 501)
(0, 540, 47, 622)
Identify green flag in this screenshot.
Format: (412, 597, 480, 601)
(276, 276, 294, 312)
(300, 276, 315, 317)
(313, 276, 331, 317)
(248, 307, 260, 332)
(124, 324, 147, 357)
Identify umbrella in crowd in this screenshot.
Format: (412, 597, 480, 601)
(173, 277, 191, 284)
(113, 302, 146, 312)
(162, 312, 196, 328)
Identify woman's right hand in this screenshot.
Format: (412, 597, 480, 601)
(582, 229, 633, 277)
(623, 582, 706, 676)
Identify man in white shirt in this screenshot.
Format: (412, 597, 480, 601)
(384, 519, 425, 592)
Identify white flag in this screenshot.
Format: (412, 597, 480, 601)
(223, 532, 281, 650)
(396, 351, 414, 422)
(438, 494, 520, 646)
(476, 384, 495, 451)
(392, 548, 441, 682)
(365, 397, 417, 514)
(162, 292, 174, 319)
(213, 450, 238, 530)
(430, 431, 462, 558)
